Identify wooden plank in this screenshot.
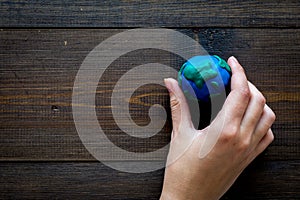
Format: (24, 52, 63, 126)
(0, 29, 299, 161)
(0, 160, 299, 199)
(222, 159, 300, 200)
(0, 0, 299, 28)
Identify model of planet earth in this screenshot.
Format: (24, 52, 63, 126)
(178, 55, 232, 102)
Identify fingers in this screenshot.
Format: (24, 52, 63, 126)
(164, 78, 197, 165)
(253, 129, 274, 157)
(223, 57, 251, 125)
(240, 82, 266, 137)
(164, 78, 193, 135)
(219, 57, 275, 155)
(252, 104, 276, 143)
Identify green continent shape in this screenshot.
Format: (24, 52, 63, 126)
(184, 61, 218, 89)
(213, 55, 231, 73)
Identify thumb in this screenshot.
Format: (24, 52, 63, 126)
(164, 78, 193, 136)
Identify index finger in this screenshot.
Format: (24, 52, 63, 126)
(223, 56, 251, 124)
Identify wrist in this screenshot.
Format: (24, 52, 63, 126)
(160, 169, 216, 200)
(160, 189, 185, 200)
(160, 179, 206, 200)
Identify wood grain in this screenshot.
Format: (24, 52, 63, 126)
(0, 0, 299, 28)
(1, 1, 299, 199)
(0, 28, 299, 199)
(0, 29, 299, 161)
(0, 160, 298, 199)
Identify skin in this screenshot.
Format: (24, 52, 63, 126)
(160, 56, 276, 200)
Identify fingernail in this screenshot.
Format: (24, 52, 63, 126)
(230, 56, 238, 64)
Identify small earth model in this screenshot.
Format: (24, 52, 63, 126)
(178, 55, 232, 102)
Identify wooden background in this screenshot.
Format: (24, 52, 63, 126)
(0, 0, 299, 199)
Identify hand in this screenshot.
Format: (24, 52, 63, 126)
(160, 56, 276, 200)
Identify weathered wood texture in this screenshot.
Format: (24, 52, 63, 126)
(0, 1, 299, 199)
(0, 29, 299, 161)
(0, 160, 299, 200)
(0, 0, 299, 27)
(0, 29, 299, 199)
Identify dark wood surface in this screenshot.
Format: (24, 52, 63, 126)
(0, 160, 299, 200)
(0, 1, 299, 200)
(0, 0, 299, 27)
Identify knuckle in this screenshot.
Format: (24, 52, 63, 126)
(228, 124, 239, 135)
(264, 108, 276, 126)
(268, 131, 275, 142)
(170, 97, 181, 111)
(239, 87, 251, 100)
(264, 130, 275, 146)
(268, 110, 276, 123)
(220, 134, 233, 143)
(261, 95, 266, 105)
(264, 130, 274, 146)
(270, 132, 275, 142)
(221, 125, 238, 142)
(255, 93, 266, 106)
(238, 139, 251, 151)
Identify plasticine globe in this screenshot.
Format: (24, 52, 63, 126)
(178, 55, 232, 102)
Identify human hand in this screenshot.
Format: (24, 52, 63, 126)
(160, 56, 276, 200)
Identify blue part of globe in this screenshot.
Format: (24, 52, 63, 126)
(179, 55, 231, 102)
